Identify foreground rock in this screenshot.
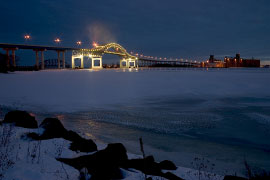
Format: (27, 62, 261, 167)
(2, 111, 185, 180)
(27, 118, 97, 152)
(3, 110, 38, 128)
(159, 160, 177, 170)
(67, 130, 98, 152)
(58, 144, 183, 180)
(123, 156, 183, 180)
(39, 118, 67, 139)
(57, 143, 128, 180)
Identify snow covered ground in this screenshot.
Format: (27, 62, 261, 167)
(0, 124, 223, 180)
(1, 68, 270, 178)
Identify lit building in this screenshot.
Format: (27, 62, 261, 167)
(201, 54, 260, 68)
(201, 55, 225, 68)
(224, 54, 260, 67)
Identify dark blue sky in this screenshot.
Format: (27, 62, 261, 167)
(1, 0, 270, 63)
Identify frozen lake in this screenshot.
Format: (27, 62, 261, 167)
(1, 68, 270, 176)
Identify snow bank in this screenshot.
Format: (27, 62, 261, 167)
(0, 124, 223, 180)
(0, 124, 79, 180)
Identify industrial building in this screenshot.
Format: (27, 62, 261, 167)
(201, 55, 225, 68)
(202, 54, 260, 68)
(224, 54, 260, 68)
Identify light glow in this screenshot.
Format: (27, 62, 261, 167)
(24, 34, 31, 40)
(92, 42, 98, 47)
(54, 38, 61, 43)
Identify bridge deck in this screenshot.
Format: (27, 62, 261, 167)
(0, 43, 81, 51)
(139, 58, 198, 64)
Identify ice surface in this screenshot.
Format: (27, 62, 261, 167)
(1, 68, 270, 176)
(0, 68, 270, 113)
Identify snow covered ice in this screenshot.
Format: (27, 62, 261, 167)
(1, 68, 270, 177)
(1, 68, 270, 113)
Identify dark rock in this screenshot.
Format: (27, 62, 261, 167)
(123, 156, 183, 180)
(223, 176, 248, 180)
(66, 130, 97, 152)
(26, 118, 97, 153)
(159, 160, 177, 170)
(39, 118, 67, 139)
(124, 156, 162, 176)
(64, 130, 82, 142)
(57, 143, 128, 180)
(104, 143, 128, 163)
(3, 110, 38, 128)
(163, 172, 184, 180)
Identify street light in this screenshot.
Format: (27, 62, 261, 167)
(24, 34, 31, 44)
(54, 38, 61, 44)
(24, 34, 31, 40)
(76, 41, 82, 46)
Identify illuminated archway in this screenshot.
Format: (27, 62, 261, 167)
(72, 43, 138, 69)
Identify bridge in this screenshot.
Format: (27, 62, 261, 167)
(71, 43, 138, 69)
(0, 42, 199, 70)
(0, 43, 79, 70)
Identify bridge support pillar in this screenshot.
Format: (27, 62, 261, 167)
(71, 56, 75, 69)
(120, 58, 136, 68)
(81, 56, 84, 69)
(57, 51, 60, 69)
(41, 51, 44, 70)
(3, 49, 10, 68)
(91, 57, 102, 69)
(3, 48, 18, 69)
(35, 50, 39, 70)
(11, 49, 16, 67)
(128, 59, 136, 68)
(71, 55, 84, 69)
(120, 59, 127, 68)
(62, 51, 65, 69)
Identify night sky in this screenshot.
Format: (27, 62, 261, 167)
(1, 0, 270, 64)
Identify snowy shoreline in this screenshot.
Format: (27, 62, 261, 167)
(1, 69, 270, 179)
(0, 110, 225, 180)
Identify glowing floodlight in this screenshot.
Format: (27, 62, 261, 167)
(92, 42, 98, 47)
